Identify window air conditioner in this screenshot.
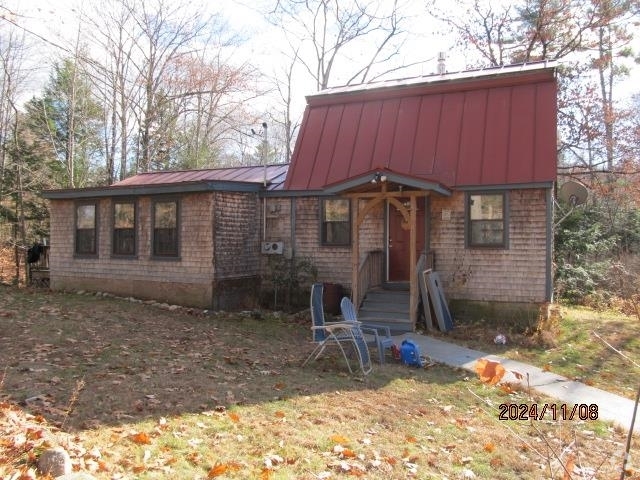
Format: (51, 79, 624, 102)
(261, 241, 284, 254)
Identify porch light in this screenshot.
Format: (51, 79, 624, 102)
(371, 172, 387, 184)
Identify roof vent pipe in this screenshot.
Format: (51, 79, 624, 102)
(437, 52, 446, 75)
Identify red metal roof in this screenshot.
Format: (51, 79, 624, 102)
(284, 62, 557, 191)
(113, 164, 289, 191)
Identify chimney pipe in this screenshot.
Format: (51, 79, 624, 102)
(437, 52, 446, 75)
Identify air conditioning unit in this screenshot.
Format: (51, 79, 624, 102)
(261, 241, 284, 255)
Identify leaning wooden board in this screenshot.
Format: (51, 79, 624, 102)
(425, 269, 454, 332)
(417, 254, 434, 331)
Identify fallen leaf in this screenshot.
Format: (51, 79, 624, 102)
(260, 468, 272, 479)
(330, 434, 350, 445)
(563, 454, 575, 480)
(341, 448, 357, 458)
(274, 411, 285, 418)
(461, 467, 476, 478)
(130, 432, 151, 445)
(500, 384, 514, 394)
(264, 454, 284, 468)
(475, 358, 506, 385)
(228, 412, 240, 423)
(208, 462, 228, 478)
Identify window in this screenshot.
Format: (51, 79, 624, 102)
(153, 199, 179, 257)
(321, 198, 350, 245)
(467, 193, 507, 248)
(113, 201, 136, 256)
(75, 203, 97, 255)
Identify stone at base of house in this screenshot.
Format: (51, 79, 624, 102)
(449, 299, 548, 333)
(52, 275, 262, 311)
(51, 276, 212, 308)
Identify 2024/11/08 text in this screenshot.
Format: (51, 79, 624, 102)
(498, 403, 598, 421)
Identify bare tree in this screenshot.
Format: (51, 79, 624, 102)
(0, 5, 32, 243)
(83, 0, 138, 183)
(266, 0, 411, 90)
(427, 0, 639, 172)
(166, 50, 261, 169)
(269, 47, 301, 163)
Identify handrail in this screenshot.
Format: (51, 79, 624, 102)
(355, 250, 383, 308)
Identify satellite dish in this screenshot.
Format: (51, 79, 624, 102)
(558, 181, 588, 207)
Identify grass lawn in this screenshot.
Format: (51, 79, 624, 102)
(433, 305, 640, 401)
(0, 286, 637, 479)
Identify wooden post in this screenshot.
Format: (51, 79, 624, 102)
(409, 195, 418, 328)
(351, 197, 359, 307)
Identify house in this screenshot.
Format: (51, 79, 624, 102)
(43, 61, 557, 330)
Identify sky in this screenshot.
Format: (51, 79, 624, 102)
(2, 0, 638, 124)
(1, 0, 467, 110)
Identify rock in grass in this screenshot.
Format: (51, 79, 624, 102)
(37, 447, 71, 476)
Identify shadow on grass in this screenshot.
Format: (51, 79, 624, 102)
(0, 285, 463, 432)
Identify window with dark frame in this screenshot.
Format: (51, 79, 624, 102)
(113, 201, 136, 256)
(75, 203, 97, 255)
(153, 199, 179, 257)
(467, 193, 507, 248)
(321, 198, 350, 246)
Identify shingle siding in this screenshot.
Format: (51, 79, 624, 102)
(49, 194, 215, 306)
(213, 192, 261, 279)
(429, 189, 548, 303)
(47, 186, 548, 310)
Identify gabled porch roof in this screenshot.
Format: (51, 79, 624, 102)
(322, 168, 451, 196)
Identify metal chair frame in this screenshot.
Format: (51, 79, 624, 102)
(302, 283, 372, 375)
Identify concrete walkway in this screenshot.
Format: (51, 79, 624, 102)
(396, 333, 639, 433)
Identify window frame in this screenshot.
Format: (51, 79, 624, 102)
(111, 199, 137, 257)
(320, 197, 351, 246)
(74, 201, 99, 257)
(465, 191, 509, 249)
(151, 197, 181, 259)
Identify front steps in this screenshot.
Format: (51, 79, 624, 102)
(357, 287, 413, 335)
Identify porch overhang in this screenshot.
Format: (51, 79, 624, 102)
(336, 169, 450, 331)
(322, 169, 452, 197)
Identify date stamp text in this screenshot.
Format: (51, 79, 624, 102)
(498, 403, 599, 421)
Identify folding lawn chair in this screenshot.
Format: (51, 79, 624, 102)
(340, 296, 395, 364)
(302, 283, 372, 375)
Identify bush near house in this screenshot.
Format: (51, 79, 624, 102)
(554, 195, 640, 307)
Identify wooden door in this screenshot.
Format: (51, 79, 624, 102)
(388, 197, 425, 281)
